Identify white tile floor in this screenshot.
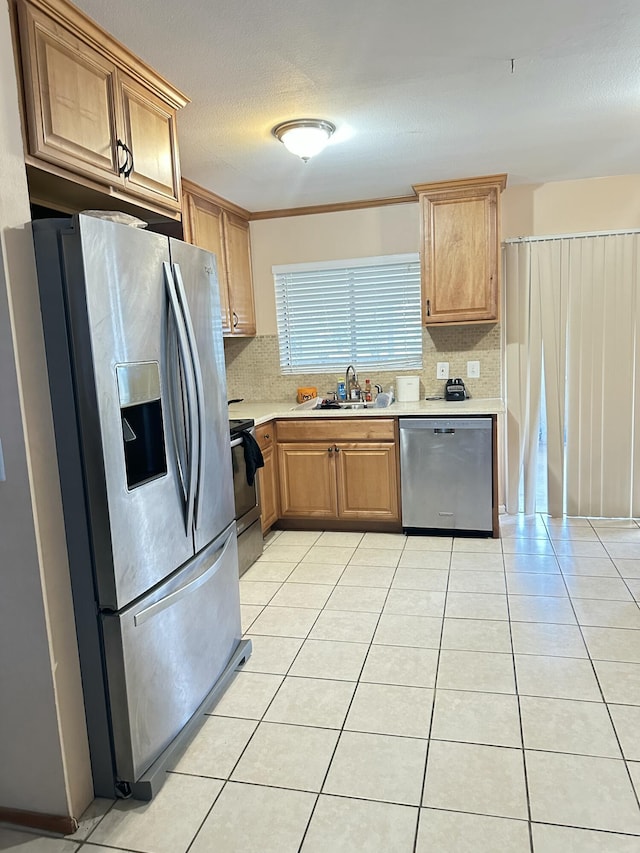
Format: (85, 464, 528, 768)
(3, 515, 640, 852)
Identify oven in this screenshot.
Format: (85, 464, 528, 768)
(229, 418, 264, 575)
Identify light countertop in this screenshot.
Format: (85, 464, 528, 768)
(228, 397, 505, 427)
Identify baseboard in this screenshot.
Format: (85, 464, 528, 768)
(0, 805, 77, 836)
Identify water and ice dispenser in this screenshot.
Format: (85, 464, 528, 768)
(116, 363, 167, 489)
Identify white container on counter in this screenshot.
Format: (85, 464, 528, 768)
(395, 376, 420, 402)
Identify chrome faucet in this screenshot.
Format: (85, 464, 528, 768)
(345, 364, 358, 399)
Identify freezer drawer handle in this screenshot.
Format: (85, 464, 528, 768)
(133, 530, 235, 627)
(434, 428, 455, 434)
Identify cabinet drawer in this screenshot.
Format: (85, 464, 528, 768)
(276, 418, 396, 443)
(255, 421, 274, 450)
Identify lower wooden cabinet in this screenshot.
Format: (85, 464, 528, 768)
(255, 422, 278, 532)
(278, 442, 339, 519)
(276, 419, 400, 524)
(335, 443, 399, 520)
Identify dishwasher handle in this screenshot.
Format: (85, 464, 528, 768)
(399, 417, 492, 432)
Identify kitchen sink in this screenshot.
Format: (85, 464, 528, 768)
(312, 401, 368, 410)
(293, 397, 390, 412)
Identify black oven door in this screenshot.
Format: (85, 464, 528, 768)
(230, 434, 260, 533)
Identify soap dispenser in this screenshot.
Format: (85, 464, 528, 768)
(349, 374, 361, 401)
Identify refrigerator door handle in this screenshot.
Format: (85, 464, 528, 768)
(166, 312, 187, 499)
(163, 262, 199, 535)
(172, 262, 207, 530)
(132, 527, 235, 627)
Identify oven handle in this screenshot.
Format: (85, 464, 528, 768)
(230, 436, 244, 449)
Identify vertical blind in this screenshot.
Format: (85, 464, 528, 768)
(273, 254, 421, 374)
(564, 235, 640, 516)
(505, 232, 640, 517)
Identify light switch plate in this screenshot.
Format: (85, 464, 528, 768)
(436, 362, 449, 380)
(467, 360, 480, 378)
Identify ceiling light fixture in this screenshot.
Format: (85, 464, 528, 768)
(272, 119, 336, 162)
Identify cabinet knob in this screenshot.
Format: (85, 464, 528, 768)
(328, 447, 333, 453)
(233, 311, 239, 328)
(264, 433, 270, 439)
(334, 445, 340, 453)
(426, 298, 431, 317)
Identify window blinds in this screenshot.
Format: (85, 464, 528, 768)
(504, 232, 640, 518)
(273, 254, 422, 374)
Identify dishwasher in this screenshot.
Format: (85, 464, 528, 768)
(399, 417, 493, 533)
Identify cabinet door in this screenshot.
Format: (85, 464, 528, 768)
(183, 192, 232, 333)
(277, 443, 337, 518)
(18, 1, 121, 183)
(335, 443, 400, 521)
(419, 178, 504, 325)
(258, 444, 279, 532)
(118, 71, 181, 210)
(224, 212, 256, 336)
(256, 422, 278, 532)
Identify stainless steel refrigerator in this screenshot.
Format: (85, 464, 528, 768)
(32, 214, 251, 800)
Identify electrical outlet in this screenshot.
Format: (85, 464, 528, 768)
(467, 360, 480, 379)
(436, 362, 449, 380)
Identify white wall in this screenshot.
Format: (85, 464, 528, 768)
(502, 175, 640, 238)
(0, 0, 92, 822)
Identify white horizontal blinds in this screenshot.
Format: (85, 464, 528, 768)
(275, 267, 353, 372)
(274, 254, 421, 374)
(565, 234, 640, 516)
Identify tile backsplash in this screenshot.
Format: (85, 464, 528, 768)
(224, 324, 501, 403)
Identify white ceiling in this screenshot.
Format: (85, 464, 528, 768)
(74, 0, 640, 213)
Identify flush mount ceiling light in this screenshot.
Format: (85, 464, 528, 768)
(272, 119, 336, 162)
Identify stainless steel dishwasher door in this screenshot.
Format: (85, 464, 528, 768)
(399, 417, 493, 532)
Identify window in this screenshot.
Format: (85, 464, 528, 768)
(273, 253, 422, 374)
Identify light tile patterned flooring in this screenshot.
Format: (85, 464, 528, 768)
(4, 516, 640, 852)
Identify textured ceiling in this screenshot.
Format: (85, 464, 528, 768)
(74, 0, 640, 212)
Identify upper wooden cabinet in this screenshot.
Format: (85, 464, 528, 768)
(413, 174, 507, 325)
(15, 0, 187, 217)
(182, 179, 257, 337)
